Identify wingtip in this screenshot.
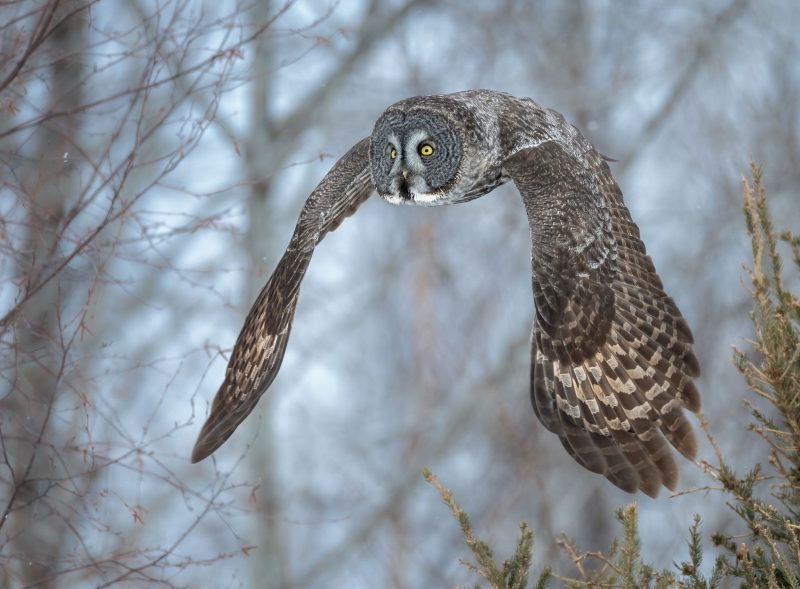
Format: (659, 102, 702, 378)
(640, 483, 660, 499)
(190, 401, 242, 464)
(190, 411, 222, 464)
(190, 444, 208, 464)
(190, 432, 213, 463)
(190, 421, 226, 464)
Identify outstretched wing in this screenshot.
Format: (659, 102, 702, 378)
(191, 138, 373, 463)
(504, 141, 701, 497)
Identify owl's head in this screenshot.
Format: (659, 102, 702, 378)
(369, 105, 464, 206)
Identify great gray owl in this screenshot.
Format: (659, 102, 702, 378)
(191, 90, 701, 498)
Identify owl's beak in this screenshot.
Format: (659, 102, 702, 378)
(401, 168, 410, 181)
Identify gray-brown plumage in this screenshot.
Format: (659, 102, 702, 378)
(191, 90, 701, 498)
(190, 139, 372, 463)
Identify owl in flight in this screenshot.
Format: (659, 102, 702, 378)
(192, 90, 701, 498)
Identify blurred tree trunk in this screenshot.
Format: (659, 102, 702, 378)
(235, 3, 428, 585)
(2, 3, 86, 587)
(241, 2, 288, 585)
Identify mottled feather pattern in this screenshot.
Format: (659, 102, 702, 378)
(191, 139, 373, 463)
(191, 90, 700, 498)
(505, 136, 699, 497)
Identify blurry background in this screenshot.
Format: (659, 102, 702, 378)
(1, 0, 798, 587)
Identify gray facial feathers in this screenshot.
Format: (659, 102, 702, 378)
(370, 109, 462, 202)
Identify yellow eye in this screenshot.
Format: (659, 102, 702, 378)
(390, 147, 397, 160)
(419, 143, 434, 156)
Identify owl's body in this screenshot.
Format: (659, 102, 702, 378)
(191, 90, 701, 498)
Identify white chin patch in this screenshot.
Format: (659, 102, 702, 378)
(382, 193, 404, 205)
(410, 191, 443, 206)
(381, 191, 443, 206)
